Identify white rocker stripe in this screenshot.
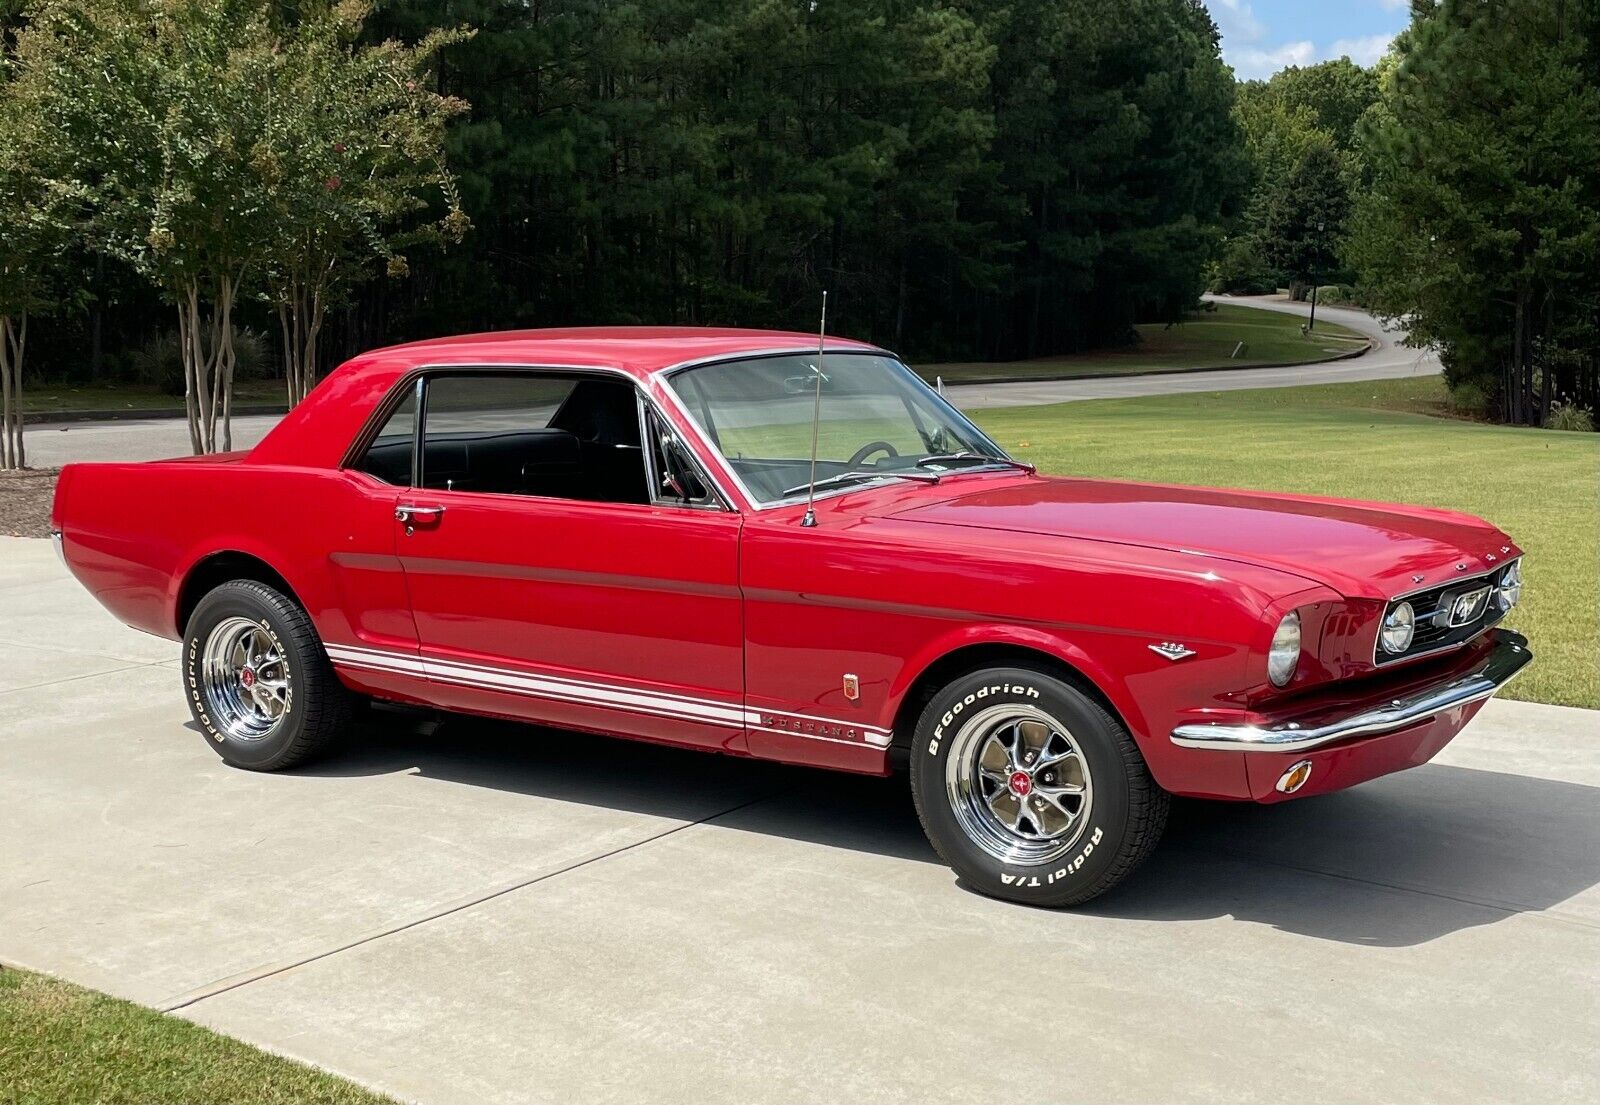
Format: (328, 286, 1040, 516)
(325, 643, 892, 747)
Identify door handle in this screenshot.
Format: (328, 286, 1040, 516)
(395, 504, 445, 527)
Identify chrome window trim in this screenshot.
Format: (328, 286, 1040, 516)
(652, 343, 894, 377)
(1372, 558, 1519, 667)
(635, 392, 731, 512)
(345, 361, 740, 511)
(657, 349, 1015, 513)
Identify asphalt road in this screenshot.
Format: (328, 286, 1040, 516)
(2, 535, 1595, 1104)
(21, 298, 1436, 468)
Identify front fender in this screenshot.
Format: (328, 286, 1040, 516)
(885, 620, 1257, 800)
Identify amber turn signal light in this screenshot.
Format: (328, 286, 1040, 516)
(1275, 759, 1314, 794)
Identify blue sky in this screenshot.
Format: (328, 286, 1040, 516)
(1211, 0, 1411, 80)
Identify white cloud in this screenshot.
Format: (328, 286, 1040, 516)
(1328, 33, 1396, 66)
(1229, 40, 1317, 80)
(1211, 0, 1268, 45)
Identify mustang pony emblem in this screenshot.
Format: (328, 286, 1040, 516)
(1445, 586, 1492, 627)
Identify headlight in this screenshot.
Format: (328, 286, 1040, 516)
(1380, 601, 1415, 655)
(1498, 560, 1522, 611)
(1267, 611, 1301, 687)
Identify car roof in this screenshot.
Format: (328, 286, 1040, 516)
(249, 326, 891, 471)
(357, 326, 887, 379)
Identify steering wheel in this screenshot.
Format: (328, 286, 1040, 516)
(847, 440, 899, 468)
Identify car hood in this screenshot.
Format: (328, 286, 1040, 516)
(885, 475, 1517, 600)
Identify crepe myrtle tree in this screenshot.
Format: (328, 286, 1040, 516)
(0, 30, 76, 470)
(261, 2, 470, 407)
(15, 0, 280, 454)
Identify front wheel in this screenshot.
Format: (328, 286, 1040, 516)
(909, 665, 1168, 907)
(183, 579, 353, 771)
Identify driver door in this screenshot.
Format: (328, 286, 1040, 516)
(394, 370, 747, 752)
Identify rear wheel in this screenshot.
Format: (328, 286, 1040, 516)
(183, 579, 352, 770)
(909, 665, 1168, 907)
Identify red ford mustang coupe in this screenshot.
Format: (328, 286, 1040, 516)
(52, 328, 1531, 906)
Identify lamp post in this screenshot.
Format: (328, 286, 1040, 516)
(1307, 219, 1325, 332)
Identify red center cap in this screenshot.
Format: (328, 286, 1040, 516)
(1009, 770, 1032, 797)
(239, 668, 255, 688)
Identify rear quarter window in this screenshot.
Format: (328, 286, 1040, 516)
(355, 389, 417, 486)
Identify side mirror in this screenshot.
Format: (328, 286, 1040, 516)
(660, 460, 689, 502)
(657, 434, 706, 502)
(783, 370, 831, 396)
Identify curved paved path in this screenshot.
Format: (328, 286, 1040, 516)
(21, 299, 1437, 466)
(952, 294, 1437, 410)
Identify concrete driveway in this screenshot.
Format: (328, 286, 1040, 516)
(3, 535, 1595, 1104)
(21, 299, 1435, 468)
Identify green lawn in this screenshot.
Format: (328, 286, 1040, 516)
(21, 378, 286, 415)
(0, 967, 392, 1105)
(971, 376, 1600, 710)
(918, 303, 1367, 383)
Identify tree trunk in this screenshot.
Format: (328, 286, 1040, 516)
(175, 275, 241, 455)
(893, 251, 907, 352)
(280, 271, 327, 409)
(0, 312, 27, 470)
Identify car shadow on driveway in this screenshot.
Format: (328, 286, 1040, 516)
(286, 709, 1600, 949)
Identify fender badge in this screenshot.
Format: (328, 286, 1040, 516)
(1150, 642, 1196, 661)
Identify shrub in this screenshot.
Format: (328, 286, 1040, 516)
(1546, 401, 1596, 432)
(1208, 241, 1281, 296)
(1314, 284, 1363, 307)
(232, 328, 272, 381)
(1446, 380, 1492, 419)
(128, 331, 185, 395)
(129, 327, 274, 395)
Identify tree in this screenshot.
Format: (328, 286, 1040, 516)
(969, 0, 1248, 357)
(1252, 58, 1378, 153)
(1350, 0, 1600, 426)
(16, 0, 279, 453)
(1253, 133, 1350, 296)
(357, 0, 1243, 363)
(0, 10, 75, 469)
(260, 2, 470, 406)
(1218, 58, 1375, 298)
(15, 0, 470, 443)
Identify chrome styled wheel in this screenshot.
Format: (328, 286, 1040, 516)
(200, 616, 291, 741)
(943, 703, 1093, 864)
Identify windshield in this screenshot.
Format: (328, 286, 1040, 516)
(666, 353, 1011, 504)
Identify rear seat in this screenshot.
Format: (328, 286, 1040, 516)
(421, 429, 582, 496)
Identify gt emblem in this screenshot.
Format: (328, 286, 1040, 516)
(1149, 642, 1195, 661)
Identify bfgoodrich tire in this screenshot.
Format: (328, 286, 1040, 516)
(909, 665, 1168, 907)
(183, 579, 353, 771)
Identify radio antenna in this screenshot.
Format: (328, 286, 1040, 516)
(801, 290, 828, 528)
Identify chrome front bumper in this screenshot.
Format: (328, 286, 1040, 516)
(1171, 630, 1531, 754)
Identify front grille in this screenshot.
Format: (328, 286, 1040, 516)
(1374, 560, 1516, 665)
